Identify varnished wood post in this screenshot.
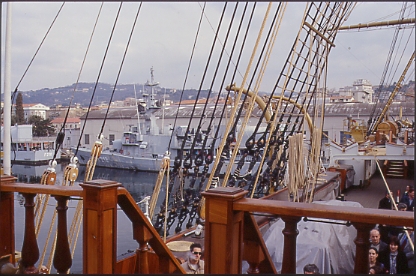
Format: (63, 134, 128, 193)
(352, 222, 374, 274)
(21, 193, 39, 274)
(53, 196, 72, 274)
(0, 175, 17, 263)
(280, 215, 301, 274)
(244, 240, 262, 274)
(201, 187, 247, 274)
(80, 179, 121, 274)
(134, 226, 153, 273)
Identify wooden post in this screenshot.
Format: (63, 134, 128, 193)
(21, 193, 39, 274)
(134, 226, 153, 273)
(201, 187, 247, 274)
(352, 222, 374, 274)
(80, 179, 121, 274)
(0, 175, 16, 264)
(280, 215, 301, 274)
(53, 196, 72, 273)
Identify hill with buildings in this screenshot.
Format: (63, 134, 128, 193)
(18, 82, 218, 107)
(14, 80, 415, 107)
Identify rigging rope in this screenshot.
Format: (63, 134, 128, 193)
(206, 2, 273, 190)
(167, 2, 206, 150)
(10, 2, 65, 105)
(180, 2, 228, 170)
(368, 2, 408, 134)
(75, 2, 123, 154)
(54, 2, 104, 160)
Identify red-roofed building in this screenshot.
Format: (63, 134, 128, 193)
(50, 117, 81, 131)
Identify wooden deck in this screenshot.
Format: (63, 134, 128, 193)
(342, 167, 414, 209)
(164, 164, 415, 266)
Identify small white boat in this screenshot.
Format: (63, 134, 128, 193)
(1, 124, 61, 165)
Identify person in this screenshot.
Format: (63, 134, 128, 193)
(369, 264, 385, 274)
(398, 230, 414, 273)
(387, 203, 407, 238)
(378, 191, 392, 210)
(397, 202, 407, 211)
(400, 185, 413, 202)
(303, 263, 319, 274)
(368, 247, 387, 274)
(370, 229, 388, 255)
(379, 236, 408, 274)
(181, 242, 204, 274)
(400, 187, 414, 211)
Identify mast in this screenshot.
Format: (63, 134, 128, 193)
(133, 84, 142, 136)
(144, 67, 160, 109)
(370, 51, 415, 134)
(335, 18, 415, 31)
(2, 2, 12, 175)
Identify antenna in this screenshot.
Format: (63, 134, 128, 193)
(133, 84, 142, 136)
(145, 67, 160, 109)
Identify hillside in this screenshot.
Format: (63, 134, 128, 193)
(16, 81, 414, 107)
(18, 82, 215, 107)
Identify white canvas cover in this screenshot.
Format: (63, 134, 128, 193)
(258, 200, 363, 274)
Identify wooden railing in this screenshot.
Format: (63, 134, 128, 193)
(201, 186, 414, 274)
(0, 175, 185, 274)
(2, 175, 414, 274)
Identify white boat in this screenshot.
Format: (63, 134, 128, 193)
(1, 124, 61, 165)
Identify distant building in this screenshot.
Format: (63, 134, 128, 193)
(50, 117, 81, 150)
(50, 117, 81, 131)
(334, 79, 374, 103)
(12, 103, 50, 120)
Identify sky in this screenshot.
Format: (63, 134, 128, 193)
(1, 1, 415, 94)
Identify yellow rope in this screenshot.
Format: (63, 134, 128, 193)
(228, 2, 288, 193)
(163, 163, 171, 243)
(206, 2, 273, 190)
(375, 159, 414, 251)
(149, 154, 170, 218)
(41, 159, 79, 272)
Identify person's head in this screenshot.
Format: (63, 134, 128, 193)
(368, 247, 379, 263)
(388, 236, 401, 253)
(385, 191, 390, 198)
(397, 203, 407, 211)
(189, 243, 202, 263)
(303, 263, 319, 274)
(405, 185, 413, 193)
(370, 229, 381, 245)
(408, 188, 414, 199)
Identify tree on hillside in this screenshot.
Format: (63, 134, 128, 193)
(15, 92, 25, 124)
(28, 115, 55, 137)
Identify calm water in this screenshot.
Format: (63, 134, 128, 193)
(11, 162, 169, 273)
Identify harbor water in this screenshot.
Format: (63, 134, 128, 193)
(11, 161, 168, 273)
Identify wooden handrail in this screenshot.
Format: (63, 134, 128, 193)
(234, 198, 414, 227)
(0, 182, 83, 197)
(202, 187, 414, 274)
(117, 187, 186, 274)
(1, 178, 185, 274)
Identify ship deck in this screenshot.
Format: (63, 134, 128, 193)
(164, 165, 415, 262)
(342, 168, 415, 209)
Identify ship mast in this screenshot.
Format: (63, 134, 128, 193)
(2, 2, 12, 175)
(332, 18, 415, 31)
(144, 67, 160, 109)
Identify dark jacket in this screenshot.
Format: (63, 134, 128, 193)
(379, 250, 408, 274)
(399, 196, 414, 211)
(378, 197, 392, 210)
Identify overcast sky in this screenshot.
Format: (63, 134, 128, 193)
(1, 2, 415, 94)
